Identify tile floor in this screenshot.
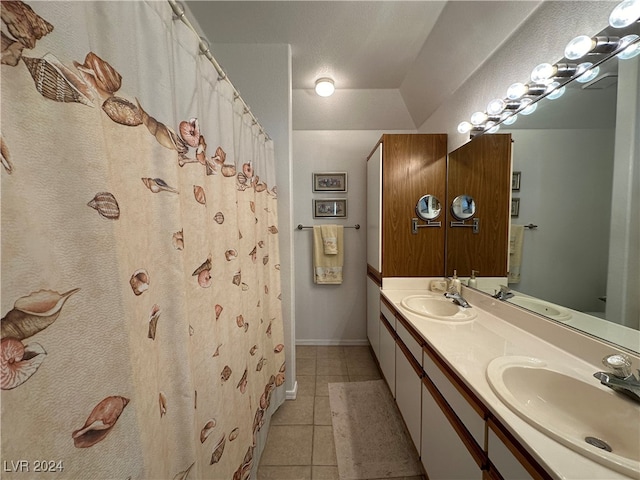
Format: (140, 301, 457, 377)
(257, 345, 425, 480)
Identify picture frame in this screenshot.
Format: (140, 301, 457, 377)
(511, 197, 520, 217)
(512, 171, 521, 191)
(313, 198, 347, 218)
(313, 172, 347, 193)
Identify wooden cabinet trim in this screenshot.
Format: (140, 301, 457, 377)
(422, 375, 487, 469)
(394, 310, 426, 349)
(487, 417, 553, 480)
(422, 341, 487, 418)
(396, 335, 424, 378)
(367, 265, 382, 285)
(380, 312, 398, 340)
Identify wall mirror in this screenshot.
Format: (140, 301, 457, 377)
(453, 19, 640, 353)
(450, 194, 475, 220)
(416, 194, 442, 221)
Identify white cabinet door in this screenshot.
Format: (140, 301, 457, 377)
(421, 383, 482, 480)
(395, 340, 422, 452)
(366, 143, 382, 272)
(366, 276, 380, 359)
(487, 428, 534, 480)
(379, 314, 396, 397)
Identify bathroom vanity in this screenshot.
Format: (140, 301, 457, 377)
(373, 278, 640, 480)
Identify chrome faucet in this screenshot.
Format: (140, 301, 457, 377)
(593, 353, 640, 403)
(444, 292, 471, 308)
(493, 285, 514, 301)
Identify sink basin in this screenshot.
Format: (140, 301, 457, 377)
(487, 356, 640, 477)
(508, 295, 572, 322)
(400, 295, 476, 322)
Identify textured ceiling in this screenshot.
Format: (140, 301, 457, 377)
(185, 1, 543, 129)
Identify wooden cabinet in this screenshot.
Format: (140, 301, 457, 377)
(446, 134, 512, 277)
(367, 134, 447, 279)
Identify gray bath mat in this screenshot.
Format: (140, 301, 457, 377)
(328, 380, 423, 480)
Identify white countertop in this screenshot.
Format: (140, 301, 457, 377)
(381, 279, 640, 480)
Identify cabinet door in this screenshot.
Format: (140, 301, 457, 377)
(446, 134, 512, 277)
(395, 336, 422, 452)
(379, 314, 396, 397)
(367, 143, 382, 272)
(487, 428, 534, 480)
(366, 276, 380, 360)
(421, 383, 482, 480)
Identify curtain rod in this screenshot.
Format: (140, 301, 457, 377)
(167, 0, 270, 141)
(297, 224, 361, 230)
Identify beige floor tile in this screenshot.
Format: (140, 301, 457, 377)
(349, 374, 381, 382)
(296, 375, 317, 397)
(346, 356, 381, 377)
(260, 425, 313, 466)
(271, 396, 314, 425)
(313, 395, 332, 425)
(316, 357, 349, 375)
(296, 345, 317, 359)
(297, 356, 317, 376)
(311, 465, 340, 479)
(315, 375, 349, 396)
(257, 465, 312, 479)
(312, 425, 337, 465)
(315, 346, 345, 359)
(343, 345, 374, 360)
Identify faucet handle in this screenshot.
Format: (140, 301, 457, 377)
(602, 353, 633, 379)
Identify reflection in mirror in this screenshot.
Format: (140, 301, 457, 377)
(416, 194, 442, 221)
(450, 194, 475, 220)
(461, 19, 639, 353)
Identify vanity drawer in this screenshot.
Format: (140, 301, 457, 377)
(380, 301, 396, 330)
(423, 346, 485, 447)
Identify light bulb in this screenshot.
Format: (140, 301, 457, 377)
(576, 63, 600, 83)
(470, 111, 488, 126)
(618, 34, 640, 59)
(507, 82, 527, 100)
(531, 63, 555, 83)
(519, 98, 537, 116)
(487, 98, 506, 115)
(457, 121, 472, 134)
(486, 121, 500, 134)
(609, 0, 640, 28)
(502, 113, 518, 126)
(565, 35, 595, 59)
(546, 82, 566, 100)
(315, 78, 335, 97)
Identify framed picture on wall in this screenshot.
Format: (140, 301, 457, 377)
(313, 199, 347, 218)
(512, 171, 521, 191)
(313, 172, 347, 193)
(511, 198, 520, 217)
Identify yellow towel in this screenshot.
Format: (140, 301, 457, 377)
(508, 224, 525, 283)
(313, 225, 344, 284)
(321, 224, 338, 254)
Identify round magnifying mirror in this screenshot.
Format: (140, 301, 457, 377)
(415, 194, 442, 221)
(451, 194, 476, 220)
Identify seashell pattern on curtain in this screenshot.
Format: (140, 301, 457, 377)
(0, 1, 285, 479)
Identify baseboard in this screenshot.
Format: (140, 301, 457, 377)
(296, 339, 370, 346)
(286, 380, 298, 400)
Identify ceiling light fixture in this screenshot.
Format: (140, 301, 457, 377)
(458, 0, 636, 139)
(609, 0, 640, 28)
(315, 78, 335, 97)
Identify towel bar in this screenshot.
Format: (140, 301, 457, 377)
(297, 224, 360, 230)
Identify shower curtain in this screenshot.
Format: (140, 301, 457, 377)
(1, 2, 285, 479)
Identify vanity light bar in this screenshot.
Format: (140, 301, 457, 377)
(457, 0, 640, 138)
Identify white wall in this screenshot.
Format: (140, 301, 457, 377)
(293, 131, 411, 344)
(507, 128, 615, 313)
